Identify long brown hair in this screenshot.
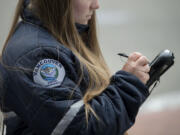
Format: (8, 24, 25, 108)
(2, 0, 118, 128)
(29, 0, 112, 121)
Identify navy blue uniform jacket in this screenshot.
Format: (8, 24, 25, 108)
(0, 0, 149, 135)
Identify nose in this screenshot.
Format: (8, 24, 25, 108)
(91, 0, 100, 10)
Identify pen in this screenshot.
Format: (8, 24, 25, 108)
(118, 53, 151, 65)
(118, 53, 129, 58)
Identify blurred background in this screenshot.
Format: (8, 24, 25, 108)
(0, 0, 180, 134)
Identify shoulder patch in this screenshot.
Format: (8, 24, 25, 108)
(33, 59, 65, 88)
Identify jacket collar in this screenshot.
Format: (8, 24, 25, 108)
(21, 0, 89, 33)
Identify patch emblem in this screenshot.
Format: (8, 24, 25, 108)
(33, 59, 65, 88)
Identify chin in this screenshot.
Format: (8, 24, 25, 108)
(81, 21, 88, 25)
(76, 19, 88, 25)
(80, 19, 89, 25)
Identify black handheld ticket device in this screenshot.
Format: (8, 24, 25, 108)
(118, 49, 175, 89)
(146, 49, 175, 88)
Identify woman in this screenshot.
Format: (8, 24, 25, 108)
(0, 0, 150, 135)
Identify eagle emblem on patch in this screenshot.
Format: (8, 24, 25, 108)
(33, 59, 65, 88)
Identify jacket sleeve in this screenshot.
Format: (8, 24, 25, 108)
(65, 70, 149, 135)
(3, 46, 149, 135)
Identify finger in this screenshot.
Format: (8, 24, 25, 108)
(141, 72, 150, 84)
(136, 56, 149, 66)
(128, 52, 142, 62)
(138, 64, 150, 73)
(144, 64, 150, 73)
(136, 71, 150, 84)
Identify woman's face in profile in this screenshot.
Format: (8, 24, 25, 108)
(72, 0, 100, 25)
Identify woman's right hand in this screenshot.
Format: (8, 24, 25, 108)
(122, 52, 150, 84)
